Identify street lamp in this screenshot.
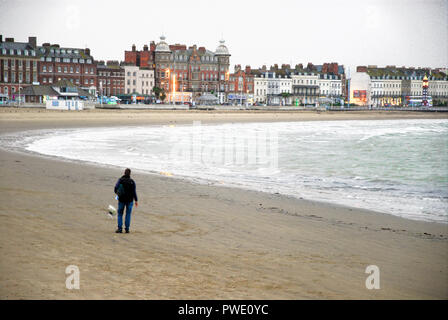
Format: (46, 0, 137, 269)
(172, 72, 176, 105)
(18, 79, 22, 106)
(166, 68, 170, 104)
(225, 71, 230, 105)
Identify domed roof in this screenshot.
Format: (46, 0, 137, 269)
(155, 35, 171, 53)
(215, 39, 229, 56)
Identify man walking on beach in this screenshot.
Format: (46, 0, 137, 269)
(114, 168, 138, 233)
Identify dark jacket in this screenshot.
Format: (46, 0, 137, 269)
(114, 175, 138, 203)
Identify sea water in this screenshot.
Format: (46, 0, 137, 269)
(12, 119, 448, 223)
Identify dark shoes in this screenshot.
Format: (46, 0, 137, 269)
(115, 228, 130, 233)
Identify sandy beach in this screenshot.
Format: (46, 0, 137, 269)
(0, 108, 447, 299)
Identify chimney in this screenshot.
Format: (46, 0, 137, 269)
(85, 48, 90, 56)
(28, 36, 37, 48)
(143, 44, 148, 51)
(132, 44, 136, 52)
(5, 37, 14, 42)
(245, 65, 251, 74)
(43, 42, 50, 47)
(150, 41, 156, 51)
(0, 35, 2, 43)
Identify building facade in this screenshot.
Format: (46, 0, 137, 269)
(37, 42, 97, 96)
(0, 35, 39, 101)
(359, 65, 448, 106)
(349, 71, 371, 106)
(153, 36, 230, 101)
(124, 43, 155, 68)
(228, 65, 254, 105)
(124, 65, 154, 96)
(291, 72, 320, 105)
(317, 73, 343, 100)
(254, 75, 268, 104)
(96, 60, 125, 96)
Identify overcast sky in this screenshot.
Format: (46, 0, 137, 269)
(1, 0, 447, 73)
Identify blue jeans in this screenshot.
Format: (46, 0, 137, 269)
(117, 201, 133, 231)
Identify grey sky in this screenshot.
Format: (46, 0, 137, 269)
(1, 0, 447, 72)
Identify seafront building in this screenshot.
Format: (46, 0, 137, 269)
(37, 41, 97, 97)
(0, 35, 39, 101)
(1, 34, 447, 106)
(123, 65, 154, 96)
(254, 74, 268, 104)
(291, 72, 320, 105)
(353, 65, 448, 107)
(96, 60, 125, 97)
(227, 65, 254, 105)
(124, 36, 231, 103)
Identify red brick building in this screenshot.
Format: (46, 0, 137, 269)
(124, 36, 231, 103)
(0, 35, 40, 101)
(37, 43, 97, 96)
(228, 65, 254, 104)
(124, 43, 155, 68)
(96, 60, 125, 96)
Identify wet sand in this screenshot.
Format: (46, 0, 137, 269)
(0, 108, 447, 299)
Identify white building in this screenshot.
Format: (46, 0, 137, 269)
(428, 77, 448, 100)
(254, 75, 267, 104)
(317, 74, 343, 99)
(265, 72, 292, 105)
(402, 76, 423, 100)
(124, 65, 154, 96)
(349, 71, 371, 106)
(291, 72, 320, 105)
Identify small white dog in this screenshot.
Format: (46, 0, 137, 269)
(107, 204, 117, 217)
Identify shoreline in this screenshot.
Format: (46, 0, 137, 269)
(2, 130, 446, 226)
(0, 109, 447, 299)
